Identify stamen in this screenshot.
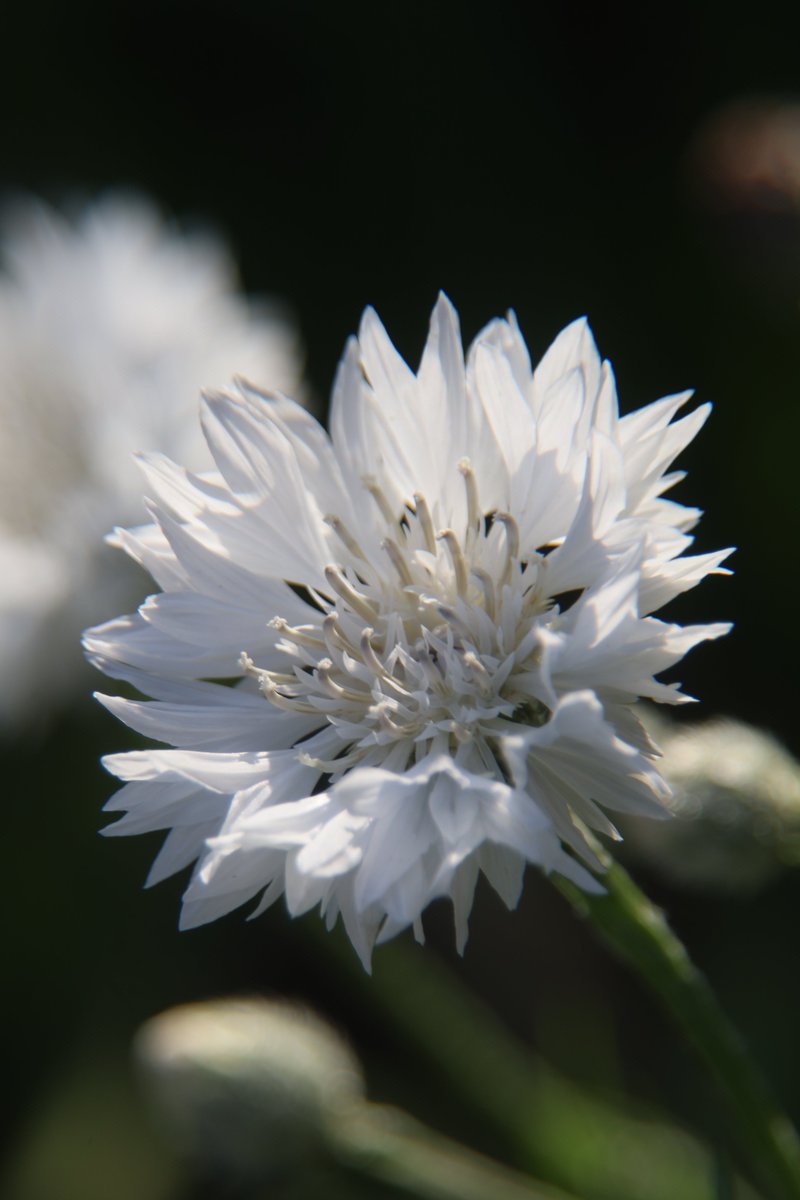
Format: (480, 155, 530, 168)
(239, 651, 259, 677)
(463, 650, 489, 678)
(368, 701, 406, 738)
(322, 612, 359, 658)
(381, 537, 414, 586)
(323, 514, 367, 561)
(494, 512, 520, 586)
(261, 670, 301, 686)
(258, 677, 320, 714)
(240, 652, 298, 691)
(438, 529, 469, 596)
(298, 748, 363, 773)
(268, 617, 326, 648)
(324, 565, 378, 623)
(316, 659, 367, 703)
(495, 512, 520, 560)
(362, 475, 398, 528)
(361, 628, 415, 699)
(412, 492, 437, 554)
(359, 627, 384, 676)
(458, 458, 481, 537)
(471, 566, 496, 617)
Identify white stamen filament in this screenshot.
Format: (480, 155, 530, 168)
(458, 458, 481, 538)
(438, 528, 469, 596)
(268, 617, 326, 648)
(362, 475, 398, 528)
(324, 514, 367, 561)
(324, 565, 378, 623)
(412, 492, 436, 553)
(494, 512, 520, 586)
(381, 537, 414, 586)
(316, 660, 366, 703)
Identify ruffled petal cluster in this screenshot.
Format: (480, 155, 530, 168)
(87, 295, 731, 967)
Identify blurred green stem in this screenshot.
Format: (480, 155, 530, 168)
(553, 855, 800, 1200)
(334, 1104, 576, 1200)
(306, 913, 740, 1200)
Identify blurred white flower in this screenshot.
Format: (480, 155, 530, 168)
(0, 193, 303, 727)
(87, 295, 731, 968)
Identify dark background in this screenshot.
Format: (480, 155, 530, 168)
(2, 3, 799, 1197)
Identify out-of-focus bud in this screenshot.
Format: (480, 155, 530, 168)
(620, 715, 800, 891)
(689, 97, 800, 214)
(134, 997, 364, 1183)
(685, 97, 800, 288)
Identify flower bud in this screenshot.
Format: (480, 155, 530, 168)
(134, 997, 364, 1182)
(621, 715, 800, 890)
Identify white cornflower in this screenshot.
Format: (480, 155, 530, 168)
(86, 295, 731, 968)
(0, 194, 302, 727)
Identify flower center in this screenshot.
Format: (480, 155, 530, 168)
(241, 461, 556, 779)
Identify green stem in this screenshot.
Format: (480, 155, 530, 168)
(334, 1104, 577, 1200)
(553, 856, 800, 1200)
(301, 914, 748, 1200)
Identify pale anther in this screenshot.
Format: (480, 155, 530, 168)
(240, 652, 292, 691)
(316, 660, 365, 703)
(324, 565, 378, 623)
(494, 512, 520, 587)
(438, 529, 469, 596)
(359, 627, 385, 676)
(411, 492, 436, 554)
(360, 630, 415, 700)
(257, 678, 319, 714)
(374, 703, 404, 736)
(261, 670, 299, 686)
(268, 617, 326, 648)
(463, 650, 489, 677)
(324, 514, 367, 561)
(362, 475, 398, 528)
(457, 458, 481, 535)
(495, 512, 520, 560)
(322, 612, 360, 660)
(381, 537, 414, 586)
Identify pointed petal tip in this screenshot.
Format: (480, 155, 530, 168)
(563, 313, 592, 337)
(357, 303, 380, 337)
(356, 948, 374, 975)
(431, 289, 459, 325)
(178, 903, 206, 932)
(337, 333, 361, 369)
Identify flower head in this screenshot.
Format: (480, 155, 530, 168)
(87, 295, 731, 968)
(0, 193, 302, 726)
